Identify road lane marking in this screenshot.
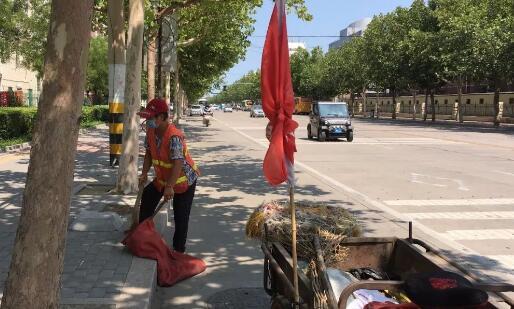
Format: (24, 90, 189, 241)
(233, 127, 266, 130)
(411, 173, 470, 191)
(407, 211, 514, 220)
(494, 170, 514, 177)
(384, 198, 514, 206)
(254, 138, 461, 145)
(445, 229, 514, 240)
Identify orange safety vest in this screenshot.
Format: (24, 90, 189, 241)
(147, 125, 199, 193)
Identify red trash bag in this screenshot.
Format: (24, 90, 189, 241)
(122, 218, 206, 287)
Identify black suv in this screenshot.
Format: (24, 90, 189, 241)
(307, 102, 354, 142)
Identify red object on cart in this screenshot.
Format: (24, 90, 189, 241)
(122, 216, 206, 287)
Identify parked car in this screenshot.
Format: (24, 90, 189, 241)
(224, 105, 233, 113)
(250, 105, 265, 118)
(307, 102, 353, 142)
(189, 105, 203, 116)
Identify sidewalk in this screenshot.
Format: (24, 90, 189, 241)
(0, 126, 166, 308)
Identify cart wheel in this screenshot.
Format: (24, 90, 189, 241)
(271, 295, 291, 309)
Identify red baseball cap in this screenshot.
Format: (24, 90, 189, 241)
(138, 98, 168, 118)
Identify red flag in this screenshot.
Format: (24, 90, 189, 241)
(261, 0, 298, 186)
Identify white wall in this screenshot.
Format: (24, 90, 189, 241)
(0, 56, 40, 92)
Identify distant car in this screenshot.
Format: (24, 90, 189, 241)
(250, 105, 265, 118)
(189, 105, 203, 116)
(211, 105, 220, 111)
(223, 105, 233, 113)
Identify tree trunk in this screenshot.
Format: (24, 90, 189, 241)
(457, 76, 464, 123)
(493, 87, 501, 127)
(392, 90, 397, 120)
(0, 1, 93, 308)
(431, 90, 436, 122)
(375, 91, 379, 119)
(173, 62, 181, 125)
(412, 90, 417, 120)
(107, 0, 126, 167)
(156, 21, 163, 97)
(423, 90, 429, 121)
(116, 0, 144, 194)
(350, 91, 355, 117)
(164, 71, 171, 103)
(361, 86, 366, 118)
(147, 35, 156, 101)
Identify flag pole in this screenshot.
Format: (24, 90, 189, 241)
(289, 183, 300, 308)
(277, 0, 299, 305)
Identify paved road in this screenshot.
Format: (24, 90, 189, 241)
(213, 111, 514, 281)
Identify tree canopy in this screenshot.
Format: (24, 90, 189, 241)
(212, 0, 514, 124)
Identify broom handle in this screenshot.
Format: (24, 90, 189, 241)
(131, 184, 145, 228)
(151, 199, 169, 219)
(290, 185, 300, 308)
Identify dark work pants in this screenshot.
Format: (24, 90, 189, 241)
(139, 180, 197, 253)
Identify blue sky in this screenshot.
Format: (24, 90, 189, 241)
(223, 0, 413, 85)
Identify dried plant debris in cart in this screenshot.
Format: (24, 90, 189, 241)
(246, 201, 361, 267)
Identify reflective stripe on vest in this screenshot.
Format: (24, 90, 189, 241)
(152, 159, 173, 168)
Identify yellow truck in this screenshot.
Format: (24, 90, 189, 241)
(294, 97, 312, 115)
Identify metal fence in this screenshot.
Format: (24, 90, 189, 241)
(361, 101, 514, 118)
(0, 90, 40, 107)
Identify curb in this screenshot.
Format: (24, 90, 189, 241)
(0, 123, 107, 155)
(71, 184, 168, 309)
(79, 123, 107, 135)
(1, 142, 31, 154)
(115, 204, 168, 309)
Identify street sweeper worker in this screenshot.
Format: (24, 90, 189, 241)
(137, 98, 200, 253)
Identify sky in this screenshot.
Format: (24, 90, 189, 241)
(222, 0, 413, 86)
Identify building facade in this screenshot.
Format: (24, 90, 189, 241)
(288, 42, 306, 55)
(0, 57, 40, 105)
(329, 17, 372, 50)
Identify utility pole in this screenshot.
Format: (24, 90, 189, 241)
(107, 0, 126, 167)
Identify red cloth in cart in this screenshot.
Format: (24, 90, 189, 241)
(364, 302, 421, 309)
(122, 218, 206, 287)
(404, 271, 488, 309)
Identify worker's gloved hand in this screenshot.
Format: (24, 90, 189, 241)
(139, 173, 148, 187)
(164, 186, 174, 202)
